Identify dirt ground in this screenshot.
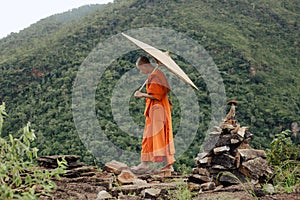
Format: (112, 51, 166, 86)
(195, 191, 299, 200)
(41, 178, 300, 200)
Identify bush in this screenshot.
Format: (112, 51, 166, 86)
(0, 102, 66, 200)
(266, 130, 300, 193)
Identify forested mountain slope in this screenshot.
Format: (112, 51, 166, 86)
(0, 0, 299, 168)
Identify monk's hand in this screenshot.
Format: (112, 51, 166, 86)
(134, 90, 143, 98)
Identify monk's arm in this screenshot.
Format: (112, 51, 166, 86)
(134, 91, 157, 100)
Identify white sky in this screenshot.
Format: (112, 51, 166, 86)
(0, 0, 113, 39)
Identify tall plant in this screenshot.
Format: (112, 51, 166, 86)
(0, 102, 66, 199)
(267, 130, 300, 193)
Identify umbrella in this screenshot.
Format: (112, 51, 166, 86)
(122, 33, 198, 90)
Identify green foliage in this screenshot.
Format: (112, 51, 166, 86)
(168, 180, 193, 200)
(267, 130, 299, 166)
(269, 160, 299, 193)
(266, 130, 300, 193)
(0, 103, 67, 199)
(0, 102, 8, 135)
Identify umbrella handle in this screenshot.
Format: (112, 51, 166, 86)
(138, 65, 160, 91)
(138, 80, 147, 91)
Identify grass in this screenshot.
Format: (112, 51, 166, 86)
(266, 130, 300, 194)
(167, 179, 193, 200)
(216, 171, 258, 200)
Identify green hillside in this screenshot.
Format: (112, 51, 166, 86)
(0, 0, 299, 169)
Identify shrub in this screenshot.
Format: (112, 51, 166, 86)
(266, 130, 300, 193)
(0, 102, 66, 199)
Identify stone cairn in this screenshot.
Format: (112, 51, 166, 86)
(190, 100, 273, 192)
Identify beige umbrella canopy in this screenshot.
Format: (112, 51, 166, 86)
(122, 33, 198, 90)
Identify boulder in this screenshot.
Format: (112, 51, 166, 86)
(239, 157, 273, 179)
(103, 160, 128, 175)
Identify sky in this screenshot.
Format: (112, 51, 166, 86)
(0, 0, 113, 39)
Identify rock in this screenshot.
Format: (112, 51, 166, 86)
(96, 190, 112, 200)
(196, 156, 212, 166)
(213, 126, 222, 132)
(230, 125, 240, 134)
(114, 182, 182, 196)
(200, 182, 216, 191)
(239, 157, 273, 179)
(215, 134, 232, 146)
(264, 183, 275, 195)
(57, 174, 114, 191)
(210, 130, 222, 135)
(220, 123, 235, 130)
(211, 165, 227, 170)
(192, 168, 210, 176)
(64, 166, 99, 178)
(118, 195, 142, 200)
(188, 174, 211, 184)
(188, 182, 201, 191)
(112, 184, 151, 196)
(213, 146, 230, 154)
(197, 152, 209, 159)
(230, 138, 240, 144)
(218, 173, 240, 185)
(237, 149, 267, 161)
(68, 161, 86, 169)
(234, 151, 241, 168)
(103, 160, 128, 175)
(117, 169, 137, 185)
(237, 126, 248, 138)
(132, 178, 148, 185)
(120, 196, 141, 200)
(236, 142, 252, 149)
(244, 131, 253, 139)
(211, 154, 236, 169)
(142, 188, 161, 198)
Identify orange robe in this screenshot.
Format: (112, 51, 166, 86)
(141, 69, 175, 165)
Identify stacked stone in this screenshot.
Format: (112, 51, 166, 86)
(38, 157, 187, 199)
(36, 155, 102, 178)
(190, 100, 273, 191)
(37, 155, 115, 200)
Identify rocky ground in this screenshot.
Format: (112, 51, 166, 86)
(37, 156, 299, 200)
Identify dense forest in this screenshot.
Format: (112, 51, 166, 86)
(0, 0, 299, 170)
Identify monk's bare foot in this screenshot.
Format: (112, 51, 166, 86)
(131, 162, 149, 171)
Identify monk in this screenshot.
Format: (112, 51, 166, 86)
(132, 56, 175, 172)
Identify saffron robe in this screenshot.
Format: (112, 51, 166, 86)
(141, 69, 175, 165)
